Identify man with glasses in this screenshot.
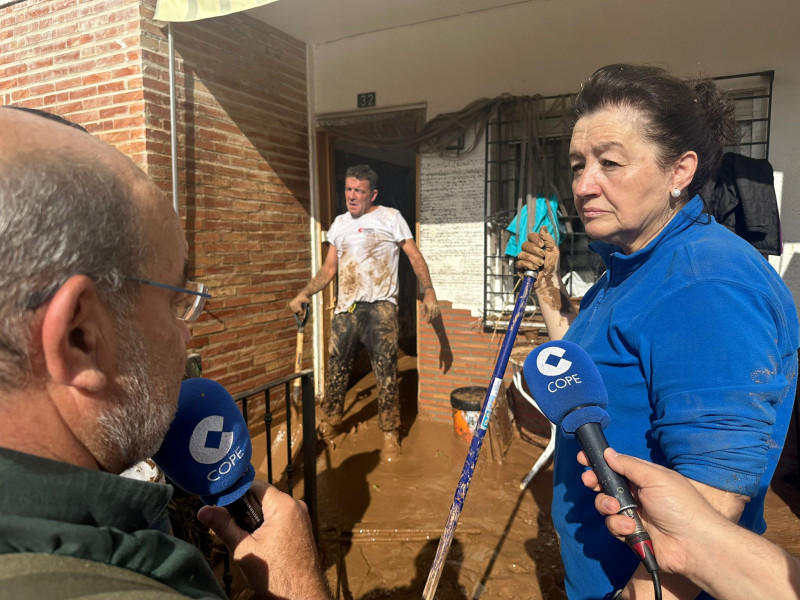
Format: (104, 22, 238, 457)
(0, 108, 331, 599)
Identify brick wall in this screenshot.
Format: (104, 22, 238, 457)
(417, 302, 510, 422)
(417, 300, 552, 422)
(1, 0, 312, 426)
(1, 0, 147, 163)
(136, 3, 311, 402)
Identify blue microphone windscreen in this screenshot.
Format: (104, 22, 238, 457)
(522, 340, 610, 437)
(153, 378, 254, 507)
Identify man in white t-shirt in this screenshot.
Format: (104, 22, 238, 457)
(289, 165, 439, 459)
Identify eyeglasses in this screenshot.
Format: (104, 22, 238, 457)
(127, 276, 211, 322)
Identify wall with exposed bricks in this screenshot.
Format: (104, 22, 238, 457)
(1, 0, 148, 162)
(1, 0, 312, 428)
(418, 301, 531, 423)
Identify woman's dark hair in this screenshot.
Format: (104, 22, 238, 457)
(573, 64, 739, 197)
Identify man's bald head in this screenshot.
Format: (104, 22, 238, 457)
(2, 105, 89, 132)
(0, 108, 152, 388)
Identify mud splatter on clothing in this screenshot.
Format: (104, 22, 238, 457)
(326, 205, 413, 313)
(322, 302, 400, 432)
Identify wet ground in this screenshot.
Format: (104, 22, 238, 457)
(251, 354, 800, 600)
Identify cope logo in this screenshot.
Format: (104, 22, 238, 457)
(536, 346, 573, 377)
(189, 415, 234, 464)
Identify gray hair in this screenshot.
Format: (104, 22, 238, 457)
(0, 152, 148, 388)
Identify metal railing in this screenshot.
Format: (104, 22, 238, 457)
(218, 369, 318, 596)
(231, 368, 318, 536)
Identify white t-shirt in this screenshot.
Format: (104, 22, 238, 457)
(327, 205, 413, 313)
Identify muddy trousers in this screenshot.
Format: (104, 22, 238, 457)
(322, 301, 400, 433)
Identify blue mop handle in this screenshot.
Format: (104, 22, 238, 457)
(422, 272, 536, 600)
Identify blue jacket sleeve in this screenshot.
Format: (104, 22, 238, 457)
(637, 279, 795, 497)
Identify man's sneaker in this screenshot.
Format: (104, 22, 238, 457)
(382, 430, 402, 461)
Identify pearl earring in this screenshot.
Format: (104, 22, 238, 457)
(671, 188, 681, 198)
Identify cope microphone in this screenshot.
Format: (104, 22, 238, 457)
(523, 340, 661, 594)
(153, 378, 264, 532)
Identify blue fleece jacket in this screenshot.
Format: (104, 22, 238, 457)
(554, 195, 799, 599)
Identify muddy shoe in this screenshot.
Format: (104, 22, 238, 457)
(382, 431, 402, 461)
(318, 417, 343, 442)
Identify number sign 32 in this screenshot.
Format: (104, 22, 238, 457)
(357, 92, 376, 108)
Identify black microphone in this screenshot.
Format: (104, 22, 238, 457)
(523, 341, 660, 585)
(153, 378, 264, 532)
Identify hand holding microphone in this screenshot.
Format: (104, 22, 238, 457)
(154, 378, 332, 600)
(578, 448, 697, 576)
(153, 377, 263, 531)
(523, 341, 661, 597)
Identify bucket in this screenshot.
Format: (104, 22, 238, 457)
(450, 386, 486, 441)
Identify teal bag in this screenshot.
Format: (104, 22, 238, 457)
(504, 195, 563, 257)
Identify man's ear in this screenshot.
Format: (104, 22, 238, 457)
(40, 275, 113, 393)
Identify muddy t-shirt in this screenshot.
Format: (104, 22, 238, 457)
(327, 205, 413, 314)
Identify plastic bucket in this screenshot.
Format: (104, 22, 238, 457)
(450, 386, 486, 441)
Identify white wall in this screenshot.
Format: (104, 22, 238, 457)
(313, 0, 800, 311)
(418, 151, 486, 310)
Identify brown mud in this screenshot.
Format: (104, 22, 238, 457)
(277, 354, 566, 599)
(252, 354, 800, 600)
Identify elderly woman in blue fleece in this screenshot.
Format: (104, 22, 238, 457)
(518, 63, 799, 600)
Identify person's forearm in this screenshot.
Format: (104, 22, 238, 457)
(621, 482, 749, 600)
(534, 282, 574, 341)
(686, 520, 800, 600)
(301, 268, 335, 298)
(407, 253, 434, 292)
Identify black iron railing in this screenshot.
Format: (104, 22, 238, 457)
(218, 369, 318, 596)
(231, 368, 318, 535)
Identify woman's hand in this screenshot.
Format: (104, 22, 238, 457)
(518, 228, 561, 291)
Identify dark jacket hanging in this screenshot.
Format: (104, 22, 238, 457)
(701, 152, 782, 256)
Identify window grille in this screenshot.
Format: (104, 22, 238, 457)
(714, 71, 774, 160)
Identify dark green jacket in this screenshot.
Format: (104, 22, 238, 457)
(0, 448, 226, 599)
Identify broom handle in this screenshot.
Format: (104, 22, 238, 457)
(422, 273, 536, 600)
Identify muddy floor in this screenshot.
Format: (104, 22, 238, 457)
(313, 357, 564, 600)
(251, 354, 800, 600)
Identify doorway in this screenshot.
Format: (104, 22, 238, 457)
(315, 106, 425, 387)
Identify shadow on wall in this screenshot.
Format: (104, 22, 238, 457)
(163, 14, 313, 391)
(773, 251, 800, 514)
(173, 15, 310, 209)
(778, 250, 800, 303)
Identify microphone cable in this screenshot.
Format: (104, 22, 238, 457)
(620, 506, 662, 600)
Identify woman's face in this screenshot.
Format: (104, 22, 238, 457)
(569, 105, 678, 254)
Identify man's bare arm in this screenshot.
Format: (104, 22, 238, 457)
(400, 239, 439, 323)
(289, 244, 338, 314)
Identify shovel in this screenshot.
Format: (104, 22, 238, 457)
(291, 302, 310, 412)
